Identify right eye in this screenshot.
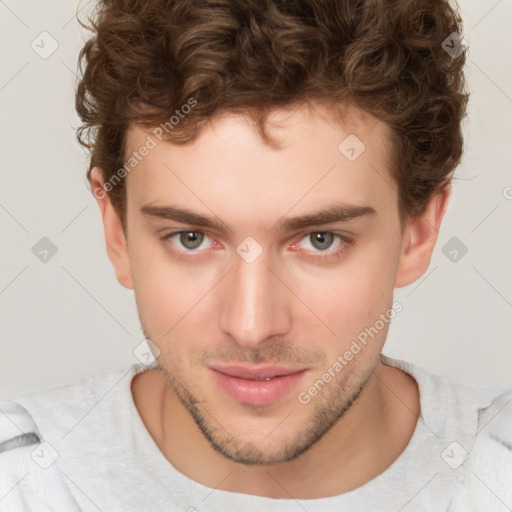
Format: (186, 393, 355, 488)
(161, 230, 218, 256)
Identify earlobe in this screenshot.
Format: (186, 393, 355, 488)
(395, 184, 451, 289)
(91, 168, 134, 290)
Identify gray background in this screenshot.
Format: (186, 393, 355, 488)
(1, 0, 511, 399)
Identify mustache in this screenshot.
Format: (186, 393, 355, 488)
(193, 337, 326, 366)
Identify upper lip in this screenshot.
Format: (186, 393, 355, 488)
(209, 364, 308, 380)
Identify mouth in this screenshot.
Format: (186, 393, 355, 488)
(209, 364, 309, 406)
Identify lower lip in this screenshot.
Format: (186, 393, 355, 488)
(209, 368, 308, 406)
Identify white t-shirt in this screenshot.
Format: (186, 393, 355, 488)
(0, 354, 511, 511)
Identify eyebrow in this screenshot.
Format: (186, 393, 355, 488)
(140, 202, 377, 233)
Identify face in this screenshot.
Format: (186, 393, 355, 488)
(117, 102, 408, 465)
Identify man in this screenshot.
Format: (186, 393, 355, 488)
(1, 0, 510, 510)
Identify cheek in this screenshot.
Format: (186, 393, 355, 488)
(130, 241, 199, 335)
(292, 238, 399, 338)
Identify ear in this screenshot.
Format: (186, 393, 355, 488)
(395, 184, 451, 289)
(91, 168, 134, 290)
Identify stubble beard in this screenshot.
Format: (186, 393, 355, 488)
(155, 355, 379, 466)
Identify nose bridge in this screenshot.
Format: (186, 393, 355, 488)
(218, 245, 291, 347)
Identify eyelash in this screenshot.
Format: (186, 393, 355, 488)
(160, 230, 353, 262)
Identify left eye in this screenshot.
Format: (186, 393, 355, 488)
(299, 232, 342, 252)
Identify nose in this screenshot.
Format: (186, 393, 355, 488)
(218, 246, 292, 349)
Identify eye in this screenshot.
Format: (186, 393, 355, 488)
(163, 230, 215, 253)
(302, 232, 339, 251)
(291, 232, 352, 260)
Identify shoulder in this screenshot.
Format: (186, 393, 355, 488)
(388, 354, 511, 451)
(0, 362, 153, 510)
(462, 389, 512, 507)
(0, 400, 82, 511)
(383, 355, 512, 507)
(1, 362, 149, 441)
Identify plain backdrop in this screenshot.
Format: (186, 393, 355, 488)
(1, 0, 511, 399)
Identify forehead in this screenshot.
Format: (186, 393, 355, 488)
(123, 102, 396, 229)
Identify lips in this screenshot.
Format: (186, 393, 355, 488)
(209, 364, 308, 406)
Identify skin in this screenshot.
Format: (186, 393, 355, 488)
(92, 101, 450, 499)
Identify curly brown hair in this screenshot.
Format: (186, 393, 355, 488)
(75, 0, 468, 230)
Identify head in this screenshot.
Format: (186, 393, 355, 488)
(75, 0, 468, 465)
